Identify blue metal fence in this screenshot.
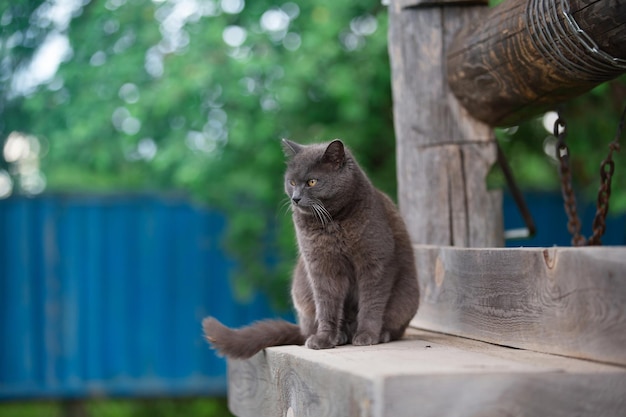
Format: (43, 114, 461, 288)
(0, 195, 281, 400)
(503, 192, 626, 247)
(0, 192, 624, 400)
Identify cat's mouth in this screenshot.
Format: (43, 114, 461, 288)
(292, 202, 311, 213)
(294, 200, 333, 226)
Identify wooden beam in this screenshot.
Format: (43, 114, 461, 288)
(412, 245, 626, 366)
(447, 0, 626, 126)
(228, 329, 626, 417)
(389, 0, 503, 247)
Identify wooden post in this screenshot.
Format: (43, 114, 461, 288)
(447, 0, 626, 126)
(388, 0, 503, 248)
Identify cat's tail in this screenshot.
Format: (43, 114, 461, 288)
(202, 317, 305, 359)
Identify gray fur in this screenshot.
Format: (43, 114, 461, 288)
(203, 139, 419, 358)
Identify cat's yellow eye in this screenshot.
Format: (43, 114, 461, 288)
(307, 179, 317, 187)
(289, 179, 296, 186)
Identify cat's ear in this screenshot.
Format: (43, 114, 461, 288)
(321, 139, 346, 169)
(281, 139, 303, 158)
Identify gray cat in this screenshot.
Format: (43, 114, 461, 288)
(203, 139, 419, 359)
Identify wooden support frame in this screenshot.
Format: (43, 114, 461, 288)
(388, 0, 626, 367)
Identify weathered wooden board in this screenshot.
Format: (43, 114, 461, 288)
(413, 245, 626, 366)
(397, 144, 503, 247)
(388, 1, 503, 247)
(228, 329, 626, 417)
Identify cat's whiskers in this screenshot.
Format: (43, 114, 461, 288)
(311, 204, 325, 226)
(311, 199, 333, 227)
(318, 203, 333, 223)
(279, 198, 293, 216)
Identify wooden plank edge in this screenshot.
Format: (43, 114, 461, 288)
(227, 329, 626, 417)
(412, 244, 626, 366)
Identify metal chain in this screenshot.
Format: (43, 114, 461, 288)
(554, 112, 586, 246)
(555, 104, 625, 246)
(588, 104, 626, 245)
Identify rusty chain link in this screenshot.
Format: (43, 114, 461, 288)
(554, 112, 586, 246)
(555, 104, 625, 246)
(588, 104, 626, 245)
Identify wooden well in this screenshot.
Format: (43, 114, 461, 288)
(226, 1, 626, 415)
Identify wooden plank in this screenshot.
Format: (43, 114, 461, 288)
(412, 245, 626, 366)
(228, 329, 626, 417)
(388, 1, 503, 247)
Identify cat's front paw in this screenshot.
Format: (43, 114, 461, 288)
(352, 331, 380, 346)
(335, 330, 349, 346)
(305, 333, 336, 350)
(379, 330, 391, 344)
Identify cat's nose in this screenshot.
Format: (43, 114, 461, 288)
(292, 197, 301, 205)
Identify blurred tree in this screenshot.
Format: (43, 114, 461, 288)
(1, 0, 625, 304)
(3, 0, 395, 305)
(0, 0, 50, 186)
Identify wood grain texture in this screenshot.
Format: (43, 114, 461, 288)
(447, 0, 626, 126)
(228, 329, 626, 417)
(397, 143, 503, 247)
(389, 1, 503, 247)
(412, 245, 626, 366)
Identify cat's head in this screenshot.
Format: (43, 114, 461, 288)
(281, 139, 356, 221)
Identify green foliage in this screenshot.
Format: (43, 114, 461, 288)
(2, 0, 625, 306)
(0, 398, 233, 417)
(0, 0, 51, 93)
(3, 0, 394, 306)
